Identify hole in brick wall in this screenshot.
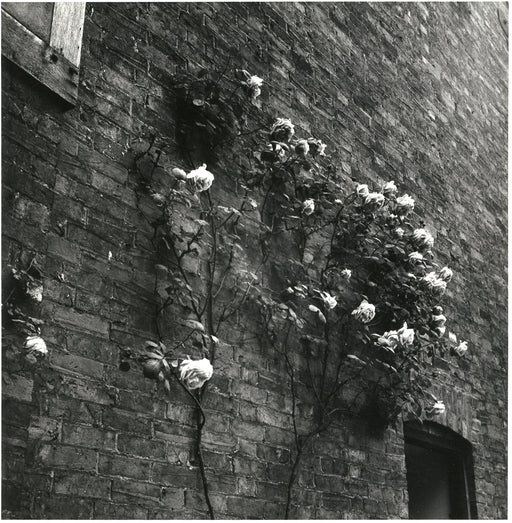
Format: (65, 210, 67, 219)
(119, 360, 131, 372)
(119, 348, 132, 371)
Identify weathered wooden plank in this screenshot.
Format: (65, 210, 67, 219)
(2, 2, 54, 42)
(50, 2, 86, 66)
(1, 9, 78, 106)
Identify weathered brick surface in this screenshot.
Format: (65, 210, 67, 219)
(2, 2, 506, 519)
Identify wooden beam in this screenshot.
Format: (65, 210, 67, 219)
(1, 9, 79, 106)
(50, 2, 86, 67)
(1, 3, 54, 42)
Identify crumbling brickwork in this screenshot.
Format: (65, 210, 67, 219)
(2, 2, 507, 519)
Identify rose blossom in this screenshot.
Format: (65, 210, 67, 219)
(412, 228, 434, 250)
(431, 313, 446, 329)
(394, 227, 405, 238)
(24, 335, 48, 356)
(247, 75, 263, 99)
(431, 315, 446, 336)
(307, 138, 326, 156)
(247, 75, 263, 88)
(408, 251, 424, 264)
(364, 192, 385, 209)
(422, 272, 447, 295)
(435, 325, 446, 338)
(383, 181, 397, 197)
(439, 267, 453, 282)
(179, 358, 213, 390)
(302, 199, 315, 216)
(429, 400, 446, 416)
(341, 268, 352, 280)
(172, 167, 187, 180)
(356, 184, 370, 198)
(397, 322, 415, 346)
(448, 332, 458, 344)
(26, 282, 43, 302)
(186, 164, 214, 192)
(376, 330, 400, 352)
(395, 194, 415, 215)
(295, 139, 310, 156)
(454, 341, 468, 356)
(319, 291, 337, 310)
(351, 299, 375, 323)
(270, 118, 295, 142)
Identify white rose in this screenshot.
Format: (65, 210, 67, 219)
(376, 330, 399, 352)
(448, 332, 458, 344)
(341, 268, 352, 280)
(319, 291, 337, 310)
(398, 322, 415, 346)
(356, 184, 370, 198)
(394, 227, 405, 238)
(422, 272, 447, 295)
(242, 74, 263, 100)
(351, 299, 375, 323)
(247, 75, 263, 88)
(454, 341, 468, 356)
(431, 313, 446, 328)
(172, 167, 187, 180)
(408, 251, 424, 264)
(364, 192, 385, 209)
(431, 312, 446, 336)
(429, 400, 446, 416)
(178, 357, 213, 390)
(307, 138, 326, 156)
(270, 118, 295, 142)
(24, 335, 48, 356)
(186, 164, 214, 192)
(295, 139, 310, 156)
(412, 228, 434, 250)
(26, 282, 43, 302)
(302, 199, 315, 216)
(434, 325, 446, 338)
(395, 194, 415, 215)
(439, 267, 453, 282)
(383, 181, 397, 197)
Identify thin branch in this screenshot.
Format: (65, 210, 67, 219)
(171, 375, 214, 519)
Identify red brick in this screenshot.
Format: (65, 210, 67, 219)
(150, 462, 198, 489)
(35, 495, 93, 519)
(117, 434, 166, 460)
(38, 444, 97, 471)
(102, 406, 153, 435)
(62, 424, 116, 450)
(51, 352, 105, 380)
(111, 478, 161, 501)
(51, 305, 110, 337)
(2, 2, 507, 519)
(98, 453, 151, 480)
(2, 374, 33, 402)
(93, 500, 148, 519)
(53, 472, 112, 499)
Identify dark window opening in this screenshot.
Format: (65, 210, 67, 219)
(404, 420, 477, 519)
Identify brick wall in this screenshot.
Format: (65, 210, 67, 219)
(2, 2, 507, 519)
